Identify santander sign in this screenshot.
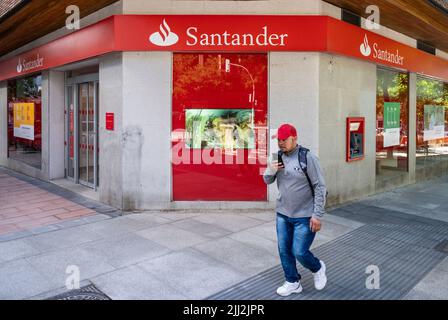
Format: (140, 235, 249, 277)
(149, 19, 288, 47)
(16, 54, 44, 74)
(360, 34, 404, 66)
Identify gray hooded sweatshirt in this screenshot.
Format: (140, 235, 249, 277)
(263, 145, 327, 220)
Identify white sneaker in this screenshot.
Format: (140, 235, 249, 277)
(276, 281, 303, 297)
(313, 260, 327, 291)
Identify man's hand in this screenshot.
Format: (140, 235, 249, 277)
(269, 160, 284, 172)
(310, 217, 322, 233)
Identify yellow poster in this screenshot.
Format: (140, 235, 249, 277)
(13, 102, 35, 140)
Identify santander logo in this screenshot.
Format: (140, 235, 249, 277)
(149, 19, 179, 46)
(359, 34, 404, 66)
(360, 34, 371, 57)
(16, 54, 44, 74)
(17, 58, 23, 73)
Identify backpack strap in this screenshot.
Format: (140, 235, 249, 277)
(298, 147, 315, 198)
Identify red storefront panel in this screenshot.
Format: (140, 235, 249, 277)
(172, 53, 268, 201)
(1, 15, 448, 82)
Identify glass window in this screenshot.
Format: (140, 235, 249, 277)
(416, 77, 448, 169)
(376, 68, 409, 176)
(7, 74, 42, 169)
(172, 53, 268, 201)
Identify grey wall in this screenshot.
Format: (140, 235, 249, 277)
(121, 52, 172, 210)
(269, 52, 320, 204)
(318, 53, 377, 206)
(48, 71, 65, 180)
(99, 52, 124, 209)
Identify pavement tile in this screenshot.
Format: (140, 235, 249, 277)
(80, 233, 171, 269)
(25, 247, 117, 290)
(0, 239, 41, 262)
(92, 265, 188, 300)
(192, 213, 265, 232)
(136, 224, 210, 251)
(171, 218, 233, 239)
(0, 259, 59, 300)
(137, 248, 246, 300)
(23, 226, 104, 252)
(245, 221, 277, 242)
(80, 216, 166, 237)
(193, 237, 279, 277)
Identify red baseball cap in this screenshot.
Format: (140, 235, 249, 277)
(272, 124, 297, 140)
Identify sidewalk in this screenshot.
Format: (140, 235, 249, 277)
(0, 167, 447, 300)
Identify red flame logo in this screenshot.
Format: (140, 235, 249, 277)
(149, 19, 179, 46)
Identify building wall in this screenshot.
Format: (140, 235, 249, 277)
(99, 52, 124, 209)
(318, 53, 377, 205)
(121, 51, 172, 210)
(98, 51, 322, 210)
(269, 52, 320, 204)
(48, 71, 65, 180)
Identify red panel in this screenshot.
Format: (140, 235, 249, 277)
(1, 15, 448, 81)
(114, 15, 328, 52)
(172, 53, 268, 201)
(0, 17, 116, 81)
(326, 18, 448, 81)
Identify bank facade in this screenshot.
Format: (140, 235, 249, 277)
(0, 0, 447, 211)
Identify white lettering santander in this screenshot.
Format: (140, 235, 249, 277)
(373, 42, 404, 66)
(185, 26, 287, 47)
(17, 54, 44, 74)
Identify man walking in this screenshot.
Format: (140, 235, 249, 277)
(263, 124, 328, 296)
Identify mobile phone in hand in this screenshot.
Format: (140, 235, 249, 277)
(272, 152, 284, 168)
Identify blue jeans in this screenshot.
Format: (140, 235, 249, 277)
(276, 213, 322, 283)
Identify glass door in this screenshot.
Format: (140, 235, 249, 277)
(65, 75, 99, 189)
(66, 85, 76, 179)
(78, 82, 98, 188)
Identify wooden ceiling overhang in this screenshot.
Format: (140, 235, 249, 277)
(0, 0, 119, 57)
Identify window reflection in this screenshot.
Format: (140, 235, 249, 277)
(376, 68, 409, 176)
(416, 77, 448, 169)
(7, 74, 42, 169)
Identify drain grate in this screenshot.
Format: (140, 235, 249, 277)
(207, 223, 448, 300)
(434, 240, 448, 253)
(46, 284, 111, 300)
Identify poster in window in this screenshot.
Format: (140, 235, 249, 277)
(186, 109, 255, 149)
(423, 105, 445, 141)
(383, 102, 401, 148)
(13, 102, 35, 140)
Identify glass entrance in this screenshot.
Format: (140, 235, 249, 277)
(78, 82, 97, 187)
(65, 76, 99, 189)
(67, 85, 75, 179)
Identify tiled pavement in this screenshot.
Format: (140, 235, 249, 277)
(0, 167, 121, 241)
(0, 166, 447, 300)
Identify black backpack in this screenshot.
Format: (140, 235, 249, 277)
(278, 147, 328, 199)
